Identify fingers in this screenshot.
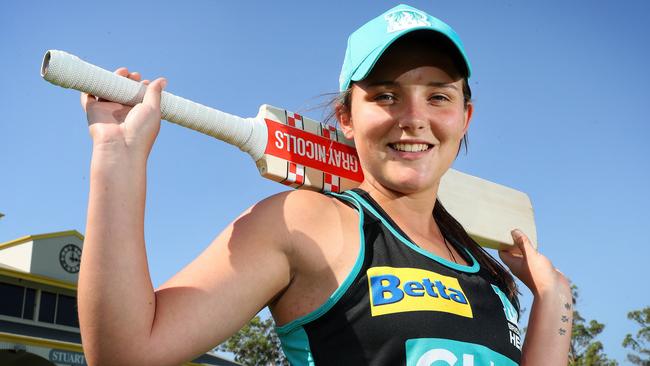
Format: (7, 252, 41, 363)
(497, 250, 525, 281)
(129, 71, 141, 82)
(80, 91, 95, 112)
(510, 229, 536, 257)
(97, 69, 141, 102)
(498, 229, 534, 272)
(113, 69, 165, 110)
(80, 67, 143, 108)
(498, 249, 518, 266)
(142, 77, 167, 108)
(114, 67, 142, 81)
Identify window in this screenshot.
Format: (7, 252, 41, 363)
(56, 294, 79, 327)
(1, 281, 79, 327)
(23, 288, 36, 320)
(39, 291, 56, 323)
(0, 282, 23, 317)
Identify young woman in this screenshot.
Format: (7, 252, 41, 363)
(78, 4, 572, 365)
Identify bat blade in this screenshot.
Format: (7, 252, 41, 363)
(439, 170, 537, 249)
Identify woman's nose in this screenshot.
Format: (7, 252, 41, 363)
(397, 99, 428, 131)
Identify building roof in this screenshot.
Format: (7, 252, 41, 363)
(0, 230, 84, 251)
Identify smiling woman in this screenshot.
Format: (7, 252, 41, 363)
(75, 4, 572, 366)
(338, 32, 472, 195)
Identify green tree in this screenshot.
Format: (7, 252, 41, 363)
(218, 315, 288, 366)
(569, 285, 618, 366)
(622, 306, 650, 366)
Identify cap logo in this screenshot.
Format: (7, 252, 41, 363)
(384, 9, 430, 33)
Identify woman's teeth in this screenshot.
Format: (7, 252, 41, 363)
(390, 143, 430, 152)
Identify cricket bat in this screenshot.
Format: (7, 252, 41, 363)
(40, 50, 537, 249)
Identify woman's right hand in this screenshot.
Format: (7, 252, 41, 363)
(80, 67, 166, 158)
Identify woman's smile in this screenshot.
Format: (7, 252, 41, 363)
(387, 140, 436, 160)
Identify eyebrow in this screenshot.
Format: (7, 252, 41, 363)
(365, 80, 460, 91)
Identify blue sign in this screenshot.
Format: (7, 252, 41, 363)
(48, 349, 87, 366)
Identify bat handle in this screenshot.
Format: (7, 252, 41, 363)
(41, 50, 267, 161)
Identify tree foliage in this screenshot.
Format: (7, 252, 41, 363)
(622, 306, 650, 366)
(217, 315, 288, 366)
(569, 285, 618, 366)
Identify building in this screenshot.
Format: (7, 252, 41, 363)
(0, 230, 239, 366)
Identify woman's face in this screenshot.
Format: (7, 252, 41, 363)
(338, 37, 473, 196)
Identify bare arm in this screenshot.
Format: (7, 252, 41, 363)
(78, 69, 162, 365)
(77, 70, 292, 366)
(500, 230, 572, 366)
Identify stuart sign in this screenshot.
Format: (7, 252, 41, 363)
(49, 349, 87, 366)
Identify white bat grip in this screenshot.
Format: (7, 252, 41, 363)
(41, 50, 268, 161)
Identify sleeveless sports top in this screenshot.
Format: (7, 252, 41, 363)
(276, 189, 522, 365)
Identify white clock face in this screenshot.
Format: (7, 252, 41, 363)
(59, 244, 81, 273)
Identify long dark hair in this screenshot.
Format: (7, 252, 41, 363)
(434, 198, 520, 309)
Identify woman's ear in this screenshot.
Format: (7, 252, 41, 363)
(336, 103, 354, 139)
(462, 101, 473, 135)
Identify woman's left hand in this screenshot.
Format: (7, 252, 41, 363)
(499, 229, 570, 297)
(501, 230, 573, 365)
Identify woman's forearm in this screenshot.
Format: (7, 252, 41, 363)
(520, 286, 573, 366)
(78, 144, 156, 364)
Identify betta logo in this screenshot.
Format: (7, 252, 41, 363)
(367, 267, 472, 317)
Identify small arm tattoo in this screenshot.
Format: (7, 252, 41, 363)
(559, 328, 567, 335)
(564, 303, 571, 310)
(561, 315, 569, 322)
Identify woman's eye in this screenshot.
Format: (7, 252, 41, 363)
(430, 94, 450, 103)
(374, 93, 395, 103)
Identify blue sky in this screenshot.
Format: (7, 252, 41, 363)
(1, 0, 648, 362)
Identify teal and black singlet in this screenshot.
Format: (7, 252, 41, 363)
(276, 189, 522, 365)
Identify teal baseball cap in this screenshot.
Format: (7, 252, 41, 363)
(339, 4, 471, 92)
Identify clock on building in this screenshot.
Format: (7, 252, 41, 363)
(59, 244, 81, 273)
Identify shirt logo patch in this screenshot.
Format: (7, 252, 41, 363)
(384, 9, 431, 33)
(492, 285, 521, 350)
(405, 338, 518, 366)
(367, 266, 472, 318)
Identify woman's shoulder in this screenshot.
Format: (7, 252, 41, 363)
(226, 189, 355, 252)
(252, 189, 351, 228)
(256, 190, 359, 249)
(258, 190, 362, 321)
(227, 189, 359, 266)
